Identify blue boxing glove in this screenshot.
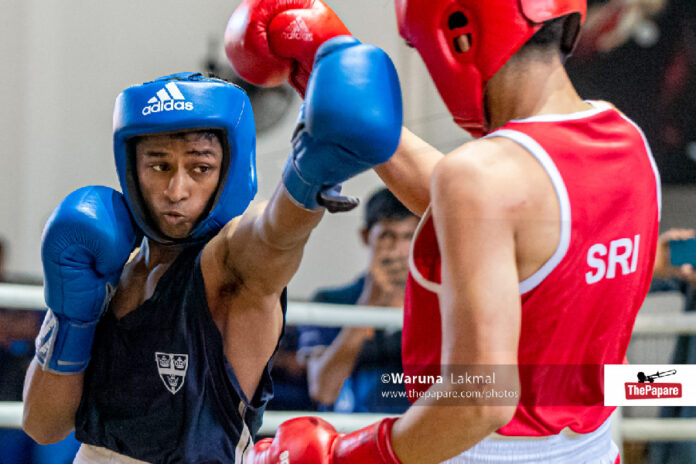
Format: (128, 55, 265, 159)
(282, 36, 402, 212)
(35, 186, 136, 374)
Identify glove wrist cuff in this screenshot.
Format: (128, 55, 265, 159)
(34, 309, 98, 374)
(375, 417, 401, 464)
(281, 155, 324, 211)
(333, 417, 402, 464)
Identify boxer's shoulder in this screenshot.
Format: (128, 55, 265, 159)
(434, 137, 542, 208)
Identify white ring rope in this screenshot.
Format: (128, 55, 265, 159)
(2, 283, 695, 446)
(0, 284, 45, 311)
(1, 402, 695, 441)
(1, 283, 695, 333)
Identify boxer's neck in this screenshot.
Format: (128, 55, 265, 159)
(484, 51, 589, 132)
(139, 236, 184, 269)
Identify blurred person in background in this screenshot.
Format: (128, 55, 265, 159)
(568, 0, 696, 184)
(297, 188, 416, 414)
(265, 326, 313, 412)
(649, 228, 696, 464)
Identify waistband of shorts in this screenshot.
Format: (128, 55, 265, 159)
(488, 425, 594, 441)
(74, 444, 150, 464)
(442, 416, 618, 463)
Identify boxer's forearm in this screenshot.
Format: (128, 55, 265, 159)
(374, 127, 443, 217)
(391, 390, 516, 464)
(238, 183, 323, 294)
(389, 155, 520, 463)
(22, 359, 83, 444)
(208, 184, 323, 297)
(256, 183, 324, 251)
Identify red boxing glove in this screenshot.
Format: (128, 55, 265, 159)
(224, 0, 351, 96)
(247, 417, 402, 464)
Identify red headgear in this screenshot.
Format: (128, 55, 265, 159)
(395, 0, 587, 137)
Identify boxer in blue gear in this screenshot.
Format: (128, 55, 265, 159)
(23, 38, 401, 463)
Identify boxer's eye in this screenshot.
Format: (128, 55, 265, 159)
(152, 164, 169, 172)
(403, 40, 415, 49)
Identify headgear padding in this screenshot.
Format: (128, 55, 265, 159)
(113, 72, 257, 244)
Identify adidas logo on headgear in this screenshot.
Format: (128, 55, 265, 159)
(142, 82, 194, 116)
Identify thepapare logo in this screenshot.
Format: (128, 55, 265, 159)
(142, 82, 194, 116)
(625, 369, 682, 400)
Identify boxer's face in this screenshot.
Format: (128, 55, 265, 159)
(135, 130, 223, 239)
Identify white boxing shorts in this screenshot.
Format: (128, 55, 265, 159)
(441, 416, 619, 464)
(74, 444, 150, 464)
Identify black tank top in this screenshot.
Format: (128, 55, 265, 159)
(75, 244, 286, 463)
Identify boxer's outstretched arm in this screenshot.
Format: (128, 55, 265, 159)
(201, 187, 323, 400)
(390, 140, 521, 463)
(202, 37, 401, 402)
(375, 127, 444, 217)
(208, 185, 324, 302)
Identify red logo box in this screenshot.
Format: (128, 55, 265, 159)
(624, 383, 682, 400)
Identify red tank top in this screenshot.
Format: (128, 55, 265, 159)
(402, 102, 661, 436)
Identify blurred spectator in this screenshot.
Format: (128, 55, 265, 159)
(652, 228, 696, 283)
(266, 326, 313, 411)
(574, 0, 666, 58)
(0, 238, 40, 401)
(297, 188, 417, 413)
(648, 228, 696, 463)
(0, 239, 80, 464)
(567, 0, 696, 184)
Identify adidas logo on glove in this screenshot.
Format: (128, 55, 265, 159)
(282, 17, 313, 41)
(142, 82, 194, 116)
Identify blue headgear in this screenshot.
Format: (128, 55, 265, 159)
(113, 72, 257, 244)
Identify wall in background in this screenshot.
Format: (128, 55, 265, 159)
(0, 0, 455, 299)
(0, 1, 693, 299)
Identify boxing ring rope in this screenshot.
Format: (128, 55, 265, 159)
(3, 283, 696, 333)
(1, 283, 696, 446)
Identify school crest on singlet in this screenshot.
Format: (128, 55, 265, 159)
(155, 352, 189, 394)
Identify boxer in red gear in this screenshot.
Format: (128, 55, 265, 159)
(229, 1, 661, 463)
